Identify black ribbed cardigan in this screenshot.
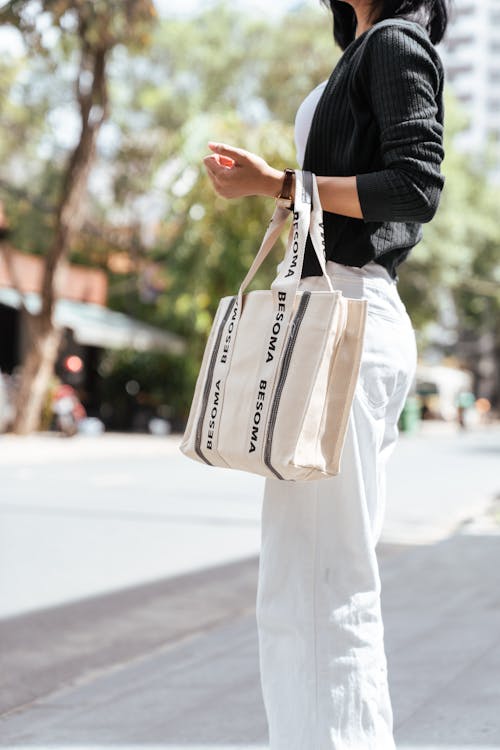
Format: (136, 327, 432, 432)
(301, 17, 446, 282)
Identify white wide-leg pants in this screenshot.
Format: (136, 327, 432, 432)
(255, 260, 418, 750)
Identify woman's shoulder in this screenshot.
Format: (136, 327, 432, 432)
(361, 17, 432, 45)
(354, 17, 444, 81)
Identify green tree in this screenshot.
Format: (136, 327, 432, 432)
(102, 3, 337, 418)
(1, 0, 157, 433)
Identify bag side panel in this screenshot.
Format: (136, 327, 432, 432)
(293, 294, 345, 472)
(179, 296, 234, 461)
(320, 298, 368, 474)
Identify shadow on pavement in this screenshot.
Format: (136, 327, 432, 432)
(1, 533, 499, 748)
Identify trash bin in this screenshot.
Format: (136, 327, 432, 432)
(398, 395, 421, 434)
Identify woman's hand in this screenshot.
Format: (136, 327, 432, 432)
(204, 143, 363, 217)
(203, 142, 284, 200)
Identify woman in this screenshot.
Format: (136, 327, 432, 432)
(203, 0, 449, 747)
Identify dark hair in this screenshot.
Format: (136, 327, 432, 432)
(320, 0, 453, 50)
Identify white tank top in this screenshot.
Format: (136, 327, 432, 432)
(294, 80, 328, 169)
(293, 79, 395, 283)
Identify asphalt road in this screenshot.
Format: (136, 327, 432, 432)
(1, 422, 499, 749)
(1, 422, 498, 619)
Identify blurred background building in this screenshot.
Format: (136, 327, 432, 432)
(440, 0, 500, 178)
(0, 218, 186, 433)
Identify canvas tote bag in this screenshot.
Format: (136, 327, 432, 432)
(179, 169, 368, 481)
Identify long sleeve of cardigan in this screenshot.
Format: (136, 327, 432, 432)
(355, 25, 445, 224)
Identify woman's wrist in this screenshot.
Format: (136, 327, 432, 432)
(260, 166, 295, 202)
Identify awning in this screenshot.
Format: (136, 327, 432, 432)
(0, 287, 187, 355)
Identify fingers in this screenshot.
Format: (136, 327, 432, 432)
(203, 153, 235, 177)
(203, 144, 248, 199)
(203, 155, 230, 197)
(208, 141, 249, 162)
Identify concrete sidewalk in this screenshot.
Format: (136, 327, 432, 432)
(1, 518, 499, 749)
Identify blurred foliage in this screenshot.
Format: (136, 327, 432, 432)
(2, 0, 157, 53)
(398, 92, 500, 332)
(98, 346, 192, 430)
(1, 0, 499, 424)
(0, 0, 157, 255)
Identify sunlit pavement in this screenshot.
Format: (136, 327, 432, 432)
(1, 421, 499, 618)
(1, 422, 499, 747)
(0, 432, 264, 618)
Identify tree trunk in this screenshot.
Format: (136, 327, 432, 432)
(11, 44, 108, 435)
(13, 313, 63, 435)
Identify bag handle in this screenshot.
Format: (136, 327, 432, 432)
(307, 170, 335, 292)
(273, 174, 334, 294)
(236, 170, 334, 313)
(235, 203, 291, 307)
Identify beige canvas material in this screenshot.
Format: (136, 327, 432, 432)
(179, 170, 368, 481)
